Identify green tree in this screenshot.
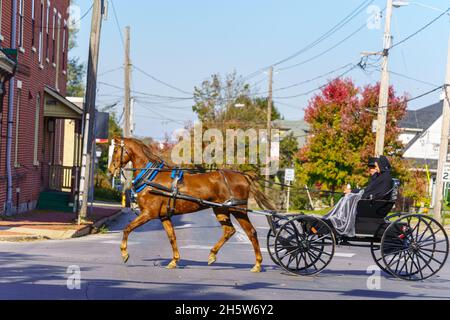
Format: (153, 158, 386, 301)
(191, 72, 283, 174)
(298, 78, 409, 195)
(67, 1, 86, 97)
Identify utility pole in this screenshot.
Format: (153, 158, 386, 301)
(78, 0, 104, 222)
(433, 34, 450, 224)
(123, 26, 132, 191)
(375, 0, 394, 157)
(265, 66, 274, 194)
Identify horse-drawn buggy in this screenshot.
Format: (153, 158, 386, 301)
(109, 138, 449, 281)
(266, 179, 449, 281)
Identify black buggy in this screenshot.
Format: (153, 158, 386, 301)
(266, 179, 449, 281)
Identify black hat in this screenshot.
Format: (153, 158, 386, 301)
(368, 157, 378, 167)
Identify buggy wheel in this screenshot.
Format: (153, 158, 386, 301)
(274, 216, 335, 276)
(267, 217, 284, 266)
(370, 223, 392, 275)
(381, 214, 449, 281)
(370, 242, 391, 275)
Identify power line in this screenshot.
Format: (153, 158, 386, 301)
(133, 65, 192, 95)
(390, 7, 450, 51)
(405, 85, 444, 103)
(110, 0, 125, 49)
(98, 66, 124, 77)
(243, 0, 374, 80)
(98, 81, 194, 101)
(278, 24, 367, 72)
(388, 70, 440, 87)
(274, 64, 359, 99)
(273, 63, 354, 93)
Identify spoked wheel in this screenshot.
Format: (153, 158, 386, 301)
(381, 214, 449, 281)
(267, 216, 285, 266)
(370, 223, 391, 275)
(370, 242, 391, 275)
(274, 216, 335, 276)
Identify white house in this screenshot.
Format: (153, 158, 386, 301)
(399, 99, 447, 207)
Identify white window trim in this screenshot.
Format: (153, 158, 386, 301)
(14, 88, 23, 168)
(38, 0, 44, 64)
(18, 0, 25, 49)
(33, 94, 41, 166)
(62, 19, 67, 72)
(31, 0, 36, 49)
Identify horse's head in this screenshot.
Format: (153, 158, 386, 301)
(108, 137, 133, 177)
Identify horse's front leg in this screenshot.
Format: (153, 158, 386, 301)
(121, 211, 155, 263)
(161, 218, 181, 269)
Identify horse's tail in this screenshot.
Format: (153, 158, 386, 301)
(243, 172, 277, 211)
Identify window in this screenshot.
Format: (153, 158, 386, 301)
(55, 13, 61, 89)
(52, 9, 56, 64)
(18, 0, 24, 49)
(32, 0, 36, 48)
(46, 0, 50, 62)
(62, 20, 67, 71)
(33, 94, 41, 166)
(14, 88, 22, 168)
(38, 1, 44, 64)
(0, 0, 3, 41)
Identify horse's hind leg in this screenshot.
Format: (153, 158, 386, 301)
(231, 211, 263, 273)
(209, 208, 236, 266)
(161, 218, 181, 269)
(121, 211, 155, 263)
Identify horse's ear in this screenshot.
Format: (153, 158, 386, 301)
(112, 136, 121, 144)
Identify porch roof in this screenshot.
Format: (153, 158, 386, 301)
(0, 51, 16, 76)
(44, 86, 83, 120)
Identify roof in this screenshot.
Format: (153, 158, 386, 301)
(0, 50, 16, 75)
(44, 86, 83, 119)
(273, 120, 309, 147)
(399, 100, 443, 130)
(404, 158, 438, 172)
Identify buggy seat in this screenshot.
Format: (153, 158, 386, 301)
(354, 179, 401, 236)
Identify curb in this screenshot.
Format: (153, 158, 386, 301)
(0, 209, 125, 242)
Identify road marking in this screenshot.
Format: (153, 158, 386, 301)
(334, 252, 356, 258)
(175, 224, 194, 230)
(101, 240, 140, 245)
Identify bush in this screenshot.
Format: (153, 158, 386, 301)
(94, 187, 121, 202)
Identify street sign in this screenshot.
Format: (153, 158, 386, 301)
(443, 163, 450, 182)
(285, 168, 295, 183)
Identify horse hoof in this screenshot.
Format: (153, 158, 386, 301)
(251, 265, 262, 273)
(208, 254, 217, 266)
(122, 254, 130, 264)
(166, 261, 178, 269)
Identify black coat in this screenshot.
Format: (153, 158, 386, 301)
(354, 156, 393, 200)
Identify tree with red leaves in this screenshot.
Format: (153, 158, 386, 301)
(298, 78, 408, 194)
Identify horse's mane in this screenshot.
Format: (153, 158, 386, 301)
(128, 138, 173, 168)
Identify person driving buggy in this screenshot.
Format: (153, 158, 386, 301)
(323, 156, 393, 237)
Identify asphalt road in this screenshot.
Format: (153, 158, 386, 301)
(0, 209, 449, 300)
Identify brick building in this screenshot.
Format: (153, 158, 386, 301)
(0, 0, 82, 215)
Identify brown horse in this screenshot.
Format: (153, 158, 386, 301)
(108, 137, 275, 272)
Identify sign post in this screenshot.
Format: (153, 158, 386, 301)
(285, 169, 295, 213)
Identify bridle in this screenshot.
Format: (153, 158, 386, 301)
(114, 138, 131, 182)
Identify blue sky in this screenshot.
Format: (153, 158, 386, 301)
(71, 0, 450, 140)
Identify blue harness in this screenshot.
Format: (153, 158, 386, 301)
(132, 162, 184, 194)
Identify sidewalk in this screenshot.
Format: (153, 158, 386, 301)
(0, 202, 124, 242)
